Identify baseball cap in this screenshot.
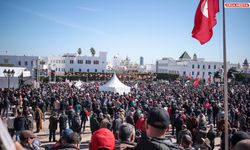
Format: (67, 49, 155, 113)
(90, 128, 115, 150)
(147, 107, 170, 129)
(19, 130, 36, 140)
(231, 131, 250, 148)
(61, 128, 73, 139)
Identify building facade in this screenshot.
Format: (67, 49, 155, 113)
(0, 55, 39, 78)
(156, 51, 240, 80)
(47, 51, 107, 75)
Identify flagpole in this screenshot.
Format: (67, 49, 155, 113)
(222, 0, 229, 150)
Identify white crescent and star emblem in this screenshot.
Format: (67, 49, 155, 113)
(201, 0, 208, 18)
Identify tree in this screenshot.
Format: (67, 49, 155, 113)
(77, 48, 82, 55)
(90, 47, 96, 56)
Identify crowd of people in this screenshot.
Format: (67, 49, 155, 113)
(0, 79, 250, 150)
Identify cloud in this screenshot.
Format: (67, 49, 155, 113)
(5, 3, 105, 35)
(78, 6, 101, 12)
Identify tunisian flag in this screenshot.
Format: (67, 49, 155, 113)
(192, 0, 219, 44)
(193, 78, 200, 87)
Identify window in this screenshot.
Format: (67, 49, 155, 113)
(70, 60, 74, 64)
(192, 64, 194, 69)
(78, 60, 83, 64)
(198, 65, 200, 69)
(95, 69, 97, 72)
(70, 68, 73, 72)
(203, 72, 205, 77)
(86, 60, 91, 64)
(214, 65, 216, 69)
(203, 65, 205, 69)
(94, 60, 99, 64)
(87, 69, 90, 72)
(18, 61, 21, 66)
(222, 65, 224, 69)
(31, 61, 33, 66)
(56, 68, 57, 71)
(208, 65, 211, 69)
(4, 59, 8, 64)
(25, 61, 28, 66)
(102, 70, 104, 73)
(79, 69, 81, 72)
(192, 71, 194, 75)
(58, 68, 60, 71)
(208, 72, 211, 75)
(183, 71, 186, 75)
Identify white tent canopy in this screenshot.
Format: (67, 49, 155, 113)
(99, 73, 131, 94)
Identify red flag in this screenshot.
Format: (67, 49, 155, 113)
(193, 78, 200, 87)
(192, 0, 219, 44)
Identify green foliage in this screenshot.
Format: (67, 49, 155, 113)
(77, 48, 82, 55)
(90, 47, 96, 56)
(156, 73, 179, 81)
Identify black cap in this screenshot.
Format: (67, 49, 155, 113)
(147, 107, 170, 129)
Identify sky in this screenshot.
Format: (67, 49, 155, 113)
(0, 0, 249, 65)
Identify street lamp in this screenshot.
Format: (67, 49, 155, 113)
(3, 69, 15, 89)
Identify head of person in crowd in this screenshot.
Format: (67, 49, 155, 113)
(61, 128, 74, 142)
(234, 139, 250, 150)
(182, 124, 187, 130)
(19, 130, 37, 148)
(90, 128, 115, 150)
(118, 123, 136, 143)
(145, 107, 170, 138)
(181, 135, 193, 149)
(61, 132, 81, 149)
(230, 131, 250, 150)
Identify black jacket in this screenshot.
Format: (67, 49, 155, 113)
(133, 137, 183, 150)
(14, 116, 28, 131)
(49, 115, 58, 130)
(50, 144, 79, 150)
(59, 114, 68, 129)
(90, 117, 99, 133)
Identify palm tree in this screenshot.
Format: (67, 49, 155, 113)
(77, 48, 82, 55)
(90, 47, 96, 56)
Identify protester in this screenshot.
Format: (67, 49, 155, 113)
(34, 106, 43, 133)
(180, 135, 194, 150)
(90, 128, 115, 150)
(234, 139, 250, 150)
(116, 123, 136, 150)
(14, 109, 28, 141)
(133, 107, 180, 150)
(49, 112, 58, 142)
(19, 130, 39, 150)
(230, 131, 250, 150)
(59, 111, 68, 136)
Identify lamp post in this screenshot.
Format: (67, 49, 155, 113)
(3, 69, 15, 89)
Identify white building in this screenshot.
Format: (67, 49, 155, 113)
(47, 51, 107, 75)
(0, 67, 31, 89)
(156, 51, 240, 80)
(0, 55, 39, 78)
(145, 64, 156, 73)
